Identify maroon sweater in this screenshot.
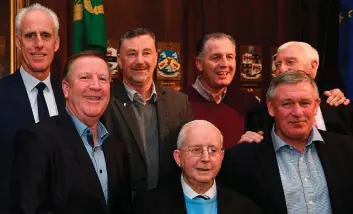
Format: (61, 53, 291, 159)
(185, 86, 259, 149)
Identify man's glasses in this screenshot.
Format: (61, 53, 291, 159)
(179, 146, 223, 157)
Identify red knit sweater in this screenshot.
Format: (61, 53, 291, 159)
(185, 86, 259, 149)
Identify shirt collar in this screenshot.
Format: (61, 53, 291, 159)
(66, 107, 109, 146)
(180, 174, 217, 199)
(20, 66, 53, 93)
(192, 75, 226, 104)
(271, 124, 325, 152)
(123, 81, 158, 103)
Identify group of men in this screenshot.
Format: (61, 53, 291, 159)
(1, 2, 353, 214)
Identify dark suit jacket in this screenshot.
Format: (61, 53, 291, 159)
(104, 83, 193, 192)
(246, 101, 353, 136)
(132, 181, 261, 214)
(11, 112, 131, 214)
(219, 131, 353, 214)
(0, 70, 65, 213)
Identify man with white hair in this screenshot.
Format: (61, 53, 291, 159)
(132, 120, 261, 214)
(241, 41, 353, 143)
(0, 3, 65, 213)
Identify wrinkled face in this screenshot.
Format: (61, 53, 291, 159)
(15, 10, 59, 77)
(274, 45, 317, 78)
(62, 56, 110, 124)
(174, 125, 224, 187)
(118, 35, 157, 89)
(196, 38, 236, 90)
(267, 82, 320, 143)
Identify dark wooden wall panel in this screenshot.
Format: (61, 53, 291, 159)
(32, 0, 342, 95)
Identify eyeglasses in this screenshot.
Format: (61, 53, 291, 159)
(179, 146, 223, 157)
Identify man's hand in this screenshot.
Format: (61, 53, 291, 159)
(324, 89, 350, 106)
(238, 131, 264, 144)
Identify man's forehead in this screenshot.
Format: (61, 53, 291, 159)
(121, 35, 155, 50)
(21, 11, 55, 34)
(204, 38, 235, 52)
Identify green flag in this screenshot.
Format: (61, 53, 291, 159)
(73, 0, 107, 54)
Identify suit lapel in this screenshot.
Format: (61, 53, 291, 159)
(155, 86, 171, 153)
(112, 84, 146, 159)
(257, 138, 287, 213)
(56, 114, 109, 213)
(169, 184, 188, 214)
(4, 70, 35, 124)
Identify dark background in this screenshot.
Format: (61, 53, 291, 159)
(6, 0, 344, 100)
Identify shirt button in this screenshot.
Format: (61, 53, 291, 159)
(308, 201, 313, 205)
(99, 169, 103, 174)
(304, 178, 308, 182)
(300, 157, 304, 162)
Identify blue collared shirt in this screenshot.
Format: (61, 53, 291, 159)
(271, 126, 332, 214)
(67, 108, 109, 203)
(20, 66, 59, 123)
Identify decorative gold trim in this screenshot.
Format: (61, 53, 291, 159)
(10, 0, 30, 74)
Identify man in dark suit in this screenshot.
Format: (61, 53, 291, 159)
(11, 51, 131, 214)
(220, 71, 353, 214)
(242, 41, 352, 143)
(104, 28, 193, 193)
(0, 4, 65, 213)
(133, 120, 261, 214)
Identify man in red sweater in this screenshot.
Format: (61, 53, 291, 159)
(185, 33, 259, 149)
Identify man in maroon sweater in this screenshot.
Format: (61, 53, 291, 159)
(185, 33, 259, 149)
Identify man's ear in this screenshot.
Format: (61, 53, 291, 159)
(15, 35, 21, 51)
(62, 80, 69, 99)
(54, 36, 60, 52)
(173, 150, 181, 168)
(314, 98, 321, 116)
(267, 100, 275, 117)
(117, 54, 122, 69)
(195, 57, 203, 72)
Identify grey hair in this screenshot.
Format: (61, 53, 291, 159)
(177, 120, 223, 149)
(277, 41, 319, 67)
(15, 3, 60, 36)
(266, 70, 320, 101)
(196, 32, 236, 59)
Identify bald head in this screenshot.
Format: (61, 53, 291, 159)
(177, 120, 223, 149)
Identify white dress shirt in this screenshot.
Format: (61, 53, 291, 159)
(20, 67, 59, 123)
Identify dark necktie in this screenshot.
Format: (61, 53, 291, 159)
(35, 82, 49, 121)
(193, 195, 210, 200)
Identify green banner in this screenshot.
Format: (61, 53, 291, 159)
(73, 0, 107, 54)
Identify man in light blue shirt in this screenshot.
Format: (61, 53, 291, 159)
(221, 71, 353, 214)
(11, 51, 131, 214)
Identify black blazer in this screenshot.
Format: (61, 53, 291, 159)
(219, 131, 353, 214)
(103, 83, 193, 192)
(246, 101, 353, 136)
(132, 181, 261, 214)
(0, 70, 65, 213)
(11, 112, 131, 214)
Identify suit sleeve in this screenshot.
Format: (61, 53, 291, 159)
(183, 94, 193, 123)
(11, 128, 51, 214)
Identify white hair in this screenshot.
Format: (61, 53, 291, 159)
(277, 41, 319, 67)
(177, 120, 223, 149)
(15, 3, 59, 36)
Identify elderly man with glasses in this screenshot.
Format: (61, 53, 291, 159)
(132, 120, 260, 214)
